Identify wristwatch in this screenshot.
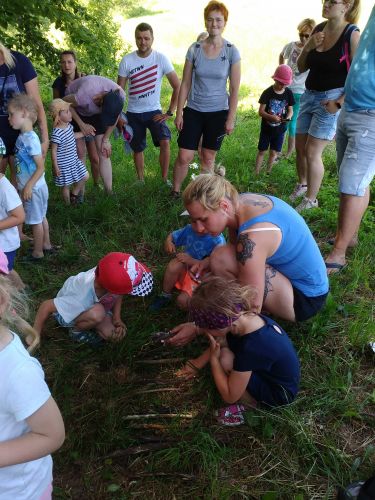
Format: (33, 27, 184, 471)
(166, 109, 173, 116)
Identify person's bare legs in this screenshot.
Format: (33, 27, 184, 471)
(200, 148, 217, 174)
(295, 133, 308, 185)
(74, 303, 106, 331)
(210, 245, 296, 322)
(94, 135, 112, 193)
(172, 148, 195, 193)
(267, 149, 278, 173)
(159, 139, 170, 181)
(133, 151, 145, 181)
(95, 313, 117, 341)
(71, 173, 89, 197)
(61, 186, 70, 205)
(31, 223, 44, 258)
(163, 258, 186, 293)
(86, 139, 100, 185)
(286, 135, 295, 158)
(42, 217, 52, 251)
(255, 150, 266, 175)
(305, 135, 330, 201)
(325, 189, 370, 274)
(219, 348, 257, 408)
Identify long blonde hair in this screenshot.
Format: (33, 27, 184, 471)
(344, 0, 360, 24)
(0, 43, 16, 69)
(0, 276, 40, 352)
(190, 276, 258, 318)
(182, 171, 238, 211)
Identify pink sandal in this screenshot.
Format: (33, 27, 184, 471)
(214, 404, 245, 418)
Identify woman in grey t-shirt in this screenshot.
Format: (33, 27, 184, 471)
(171, 1, 241, 196)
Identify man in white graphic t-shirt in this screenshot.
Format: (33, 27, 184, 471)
(118, 23, 180, 185)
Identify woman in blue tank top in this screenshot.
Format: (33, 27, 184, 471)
(167, 173, 329, 349)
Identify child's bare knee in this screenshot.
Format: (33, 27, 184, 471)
(87, 304, 106, 324)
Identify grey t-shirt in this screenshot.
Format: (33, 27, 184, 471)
(186, 40, 240, 112)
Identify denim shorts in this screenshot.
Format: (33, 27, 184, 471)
(127, 110, 171, 152)
(54, 312, 75, 328)
(24, 183, 48, 225)
(337, 107, 375, 196)
(296, 88, 344, 140)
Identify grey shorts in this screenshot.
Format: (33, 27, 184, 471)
(337, 107, 375, 196)
(24, 183, 48, 225)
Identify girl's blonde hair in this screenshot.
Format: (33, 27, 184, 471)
(297, 18, 316, 33)
(190, 276, 257, 318)
(344, 0, 360, 24)
(0, 43, 16, 69)
(0, 276, 40, 352)
(8, 93, 38, 124)
(182, 169, 238, 211)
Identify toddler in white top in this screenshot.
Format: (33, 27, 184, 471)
(0, 275, 65, 500)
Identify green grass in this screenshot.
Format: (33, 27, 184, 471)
(19, 1, 375, 497)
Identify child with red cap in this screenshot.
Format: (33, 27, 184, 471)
(255, 64, 295, 174)
(33, 252, 153, 345)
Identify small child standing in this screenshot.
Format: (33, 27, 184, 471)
(49, 99, 89, 205)
(0, 275, 65, 499)
(177, 277, 300, 426)
(33, 252, 153, 345)
(149, 222, 225, 311)
(255, 65, 295, 174)
(8, 94, 54, 262)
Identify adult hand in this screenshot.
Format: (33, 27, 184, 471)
(166, 322, 197, 347)
(322, 100, 340, 115)
(306, 32, 324, 51)
(22, 184, 33, 201)
(174, 115, 183, 131)
(224, 118, 235, 135)
(101, 139, 112, 158)
(207, 333, 221, 360)
(153, 113, 169, 123)
(80, 123, 96, 137)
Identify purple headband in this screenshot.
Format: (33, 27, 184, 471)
(190, 305, 242, 330)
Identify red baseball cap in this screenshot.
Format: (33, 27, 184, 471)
(96, 252, 153, 296)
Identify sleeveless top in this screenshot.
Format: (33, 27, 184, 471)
(237, 195, 329, 297)
(305, 22, 357, 91)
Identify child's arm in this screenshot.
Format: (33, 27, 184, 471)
(33, 299, 57, 335)
(207, 334, 251, 404)
(50, 143, 60, 177)
(189, 256, 210, 280)
(175, 253, 197, 267)
(0, 204, 25, 230)
(164, 233, 176, 254)
(22, 154, 45, 201)
(258, 104, 281, 124)
(176, 347, 211, 380)
(0, 397, 65, 467)
(112, 296, 126, 341)
(286, 105, 293, 121)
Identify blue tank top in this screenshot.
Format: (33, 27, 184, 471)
(238, 195, 329, 297)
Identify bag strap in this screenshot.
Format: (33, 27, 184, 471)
(339, 24, 359, 72)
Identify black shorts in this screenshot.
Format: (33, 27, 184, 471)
(78, 113, 106, 136)
(177, 106, 228, 151)
(258, 123, 286, 153)
(293, 287, 328, 322)
(1, 127, 19, 157)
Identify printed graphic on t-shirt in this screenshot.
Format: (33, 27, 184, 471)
(268, 98, 288, 126)
(0, 75, 20, 115)
(128, 64, 158, 100)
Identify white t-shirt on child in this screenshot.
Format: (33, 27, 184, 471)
(0, 332, 52, 500)
(0, 176, 22, 252)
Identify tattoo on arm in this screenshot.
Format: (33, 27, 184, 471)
(264, 267, 277, 300)
(236, 233, 256, 265)
(241, 198, 271, 208)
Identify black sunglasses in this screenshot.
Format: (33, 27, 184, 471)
(299, 33, 310, 39)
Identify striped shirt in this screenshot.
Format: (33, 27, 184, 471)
(51, 124, 87, 187)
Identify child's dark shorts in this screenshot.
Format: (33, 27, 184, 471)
(247, 373, 295, 407)
(258, 122, 286, 153)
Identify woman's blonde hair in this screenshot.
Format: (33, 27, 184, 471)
(344, 0, 360, 25)
(190, 276, 257, 318)
(182, 170, 238, 211)
(0, 276, 40, 352)
(0, 43, 16, 69)
(8, 93, 38, 124)
(297, 18, 316, 33)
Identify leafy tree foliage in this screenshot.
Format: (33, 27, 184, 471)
(2, 0, 126, 76)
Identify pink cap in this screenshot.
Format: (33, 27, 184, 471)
(272, 64, 293, 86)
(0, 250, 9, 274)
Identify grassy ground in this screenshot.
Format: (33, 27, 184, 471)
(21, 2, 374, 498)
(20, 88, 374, 498)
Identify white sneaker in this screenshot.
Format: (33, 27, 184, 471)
(289, 183, 307, 202)
(296, 197, 319, 213)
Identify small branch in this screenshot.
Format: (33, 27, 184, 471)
(135, 358, 184, 365)
(123, 413, 194, 421)
(135, 388, 180, 395)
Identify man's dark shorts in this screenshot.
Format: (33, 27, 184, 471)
(127, 110, 171, 153)
(293, 287, 328, 322)
(177, 106, 228, 151)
